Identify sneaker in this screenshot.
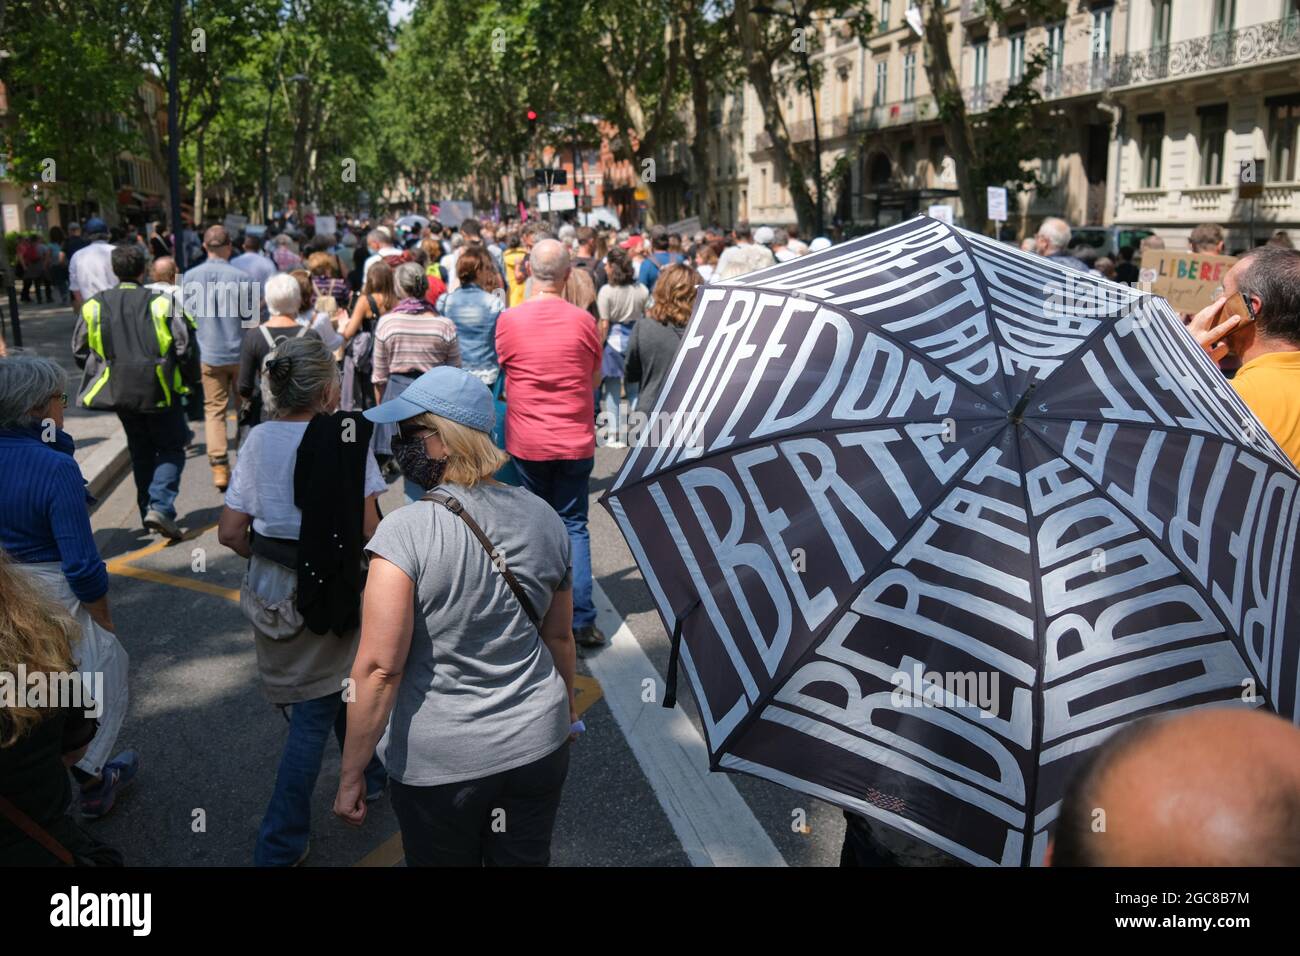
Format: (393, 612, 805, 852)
(143, 510, 183, 541)
(79, 750, 141, 820)
(212, 462, 231, 492)
(575, 624, 607, 648)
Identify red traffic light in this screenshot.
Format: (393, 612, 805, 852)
(527, 110, 538, 121)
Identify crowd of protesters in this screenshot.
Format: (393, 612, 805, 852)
(3, 203, 1300, 871)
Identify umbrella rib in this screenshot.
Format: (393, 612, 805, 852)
(945, 226, 1021, 418)
(602, 416, 1009, 498)
(1026, 414, 1295, 475)
(1020, 425, 1277, 715)
(1007, 420, 1052, 867)
(705, 421, 1011, 770)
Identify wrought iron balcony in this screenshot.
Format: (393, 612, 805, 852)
(965, 59, 1112, 114)
(1110, 15, 1300, 87)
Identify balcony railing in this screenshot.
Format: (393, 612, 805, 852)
(965, 59, 1112, 113)
(1110, 15, 1300, 86)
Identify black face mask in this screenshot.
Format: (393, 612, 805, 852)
(391, 435, 448, 490)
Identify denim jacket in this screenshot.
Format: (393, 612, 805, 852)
(436, 284, 504, 373)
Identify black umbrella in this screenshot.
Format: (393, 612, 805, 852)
(601, 216, 1300, 866)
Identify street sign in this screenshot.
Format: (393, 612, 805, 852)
(1240, 158, 1265, 199)
(534, 168, 567, 189)
(987, 186, 1008, 222)
(276, 175, 292, 197)
(928, 204, 954, 225)
(538, 190, 577, 213)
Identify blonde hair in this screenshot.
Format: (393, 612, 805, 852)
(410, 412, 507, 487)
(0, 551, 79, 746)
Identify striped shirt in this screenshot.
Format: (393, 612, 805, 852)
(371, 310, 461, 386)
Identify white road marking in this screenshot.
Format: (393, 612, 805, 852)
(588, 581, 787, 867)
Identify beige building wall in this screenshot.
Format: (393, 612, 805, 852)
(1110, 0, 1300, 250)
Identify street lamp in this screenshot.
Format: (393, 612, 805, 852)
(261, 65, 309, 224)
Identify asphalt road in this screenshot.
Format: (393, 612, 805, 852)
(19, 305, 848, 865)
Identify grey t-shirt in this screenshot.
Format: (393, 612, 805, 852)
(365, 481, 572, 785)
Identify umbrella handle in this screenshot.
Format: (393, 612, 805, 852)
(663, 597, 702, 709)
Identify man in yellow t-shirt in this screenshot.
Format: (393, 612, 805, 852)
(1189, 246, 1300, 469)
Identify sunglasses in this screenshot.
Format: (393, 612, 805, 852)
(398, 424, 439, 443)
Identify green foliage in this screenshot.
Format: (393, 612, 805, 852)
(0, 4, 140, 200)
(970, 49, 1053, 198)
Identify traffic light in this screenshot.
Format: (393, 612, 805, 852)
(527, 109, 538, 136)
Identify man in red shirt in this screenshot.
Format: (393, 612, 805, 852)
(496, 239, 606, 646)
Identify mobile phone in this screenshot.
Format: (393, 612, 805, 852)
(1221, 291, 1255, 325)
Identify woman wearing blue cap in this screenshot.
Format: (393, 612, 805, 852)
(333, 365, 578, 865)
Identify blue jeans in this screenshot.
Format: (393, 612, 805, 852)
(512, 456, 595, 629)
(254, 692, 387, 867)
(599, 378, 638, 444)
(117, 407, 188, 523)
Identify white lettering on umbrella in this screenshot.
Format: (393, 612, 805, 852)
(676, 468, 793, 679)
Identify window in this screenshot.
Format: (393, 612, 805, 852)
(1092, 5, 1113, 64)
(903, 51, 917, 101)
(880, 0, 890, 30)
(972, 40, 989, 86)
(1268, 96, 1300, 182)
(1199, 104, 1228, 186)
(1211, 0, 1235, 35)
(1009, 29, 1026, 81)
(1138, 113, 1165, 188)
(874, 59, 888, 105)
(900, 140, 916, 183)
(1045, 22, 1065, 75)
(1040, 154, 1060, 188)
(1151, 0, 1172, 50)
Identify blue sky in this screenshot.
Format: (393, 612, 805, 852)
(389, 0, 415, 26)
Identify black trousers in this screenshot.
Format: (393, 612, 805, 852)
(390, 743, 569, 867)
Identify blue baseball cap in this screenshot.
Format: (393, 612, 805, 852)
(363, 365, 496, 433)
(84, 217, 108, 234)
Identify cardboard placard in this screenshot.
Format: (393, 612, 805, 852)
(1142, 249, 1237, 314)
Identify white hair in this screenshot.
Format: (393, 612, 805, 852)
(530, 238, 571, 283)
(1036, 217, 1072, 252)
(0, 354, 66, 429)
(264, 272, 302, 316)
(713, 244, 776, 281)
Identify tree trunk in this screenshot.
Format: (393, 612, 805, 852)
(683, 10, 719, 225)
(734, 0, 818, 234)
(921, 0, 983, 226)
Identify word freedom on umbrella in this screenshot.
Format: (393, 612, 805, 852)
(608, 217, 1300, 866)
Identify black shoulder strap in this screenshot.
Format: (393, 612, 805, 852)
(424, 490, 542, 630)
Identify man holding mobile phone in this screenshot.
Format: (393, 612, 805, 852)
(1188, 246, 1300, 469)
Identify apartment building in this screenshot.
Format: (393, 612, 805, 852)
(1108, 0, 1300, 249)
(0, 75, 170, 234)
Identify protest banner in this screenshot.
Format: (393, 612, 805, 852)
(1142, 248, 1237, 314)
